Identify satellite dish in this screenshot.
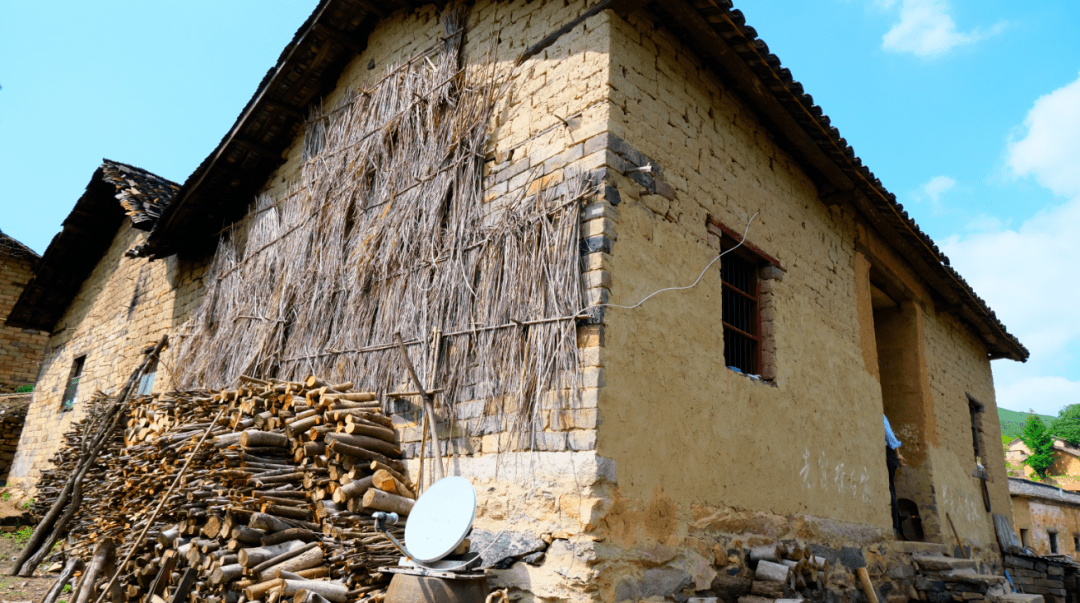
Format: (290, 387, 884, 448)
(405, 476, 476, 563)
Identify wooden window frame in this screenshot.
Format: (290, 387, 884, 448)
(707, 216, 780, 378)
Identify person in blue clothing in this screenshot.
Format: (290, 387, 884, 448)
(884, 414, 907, 537)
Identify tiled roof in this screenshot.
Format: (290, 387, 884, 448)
(1009, 477, 1080, 507)
(4, 161, 178, 332)
(0, 230, 38, 263)
(101, 161, 179, 231)
(134, 0, 1026, 361)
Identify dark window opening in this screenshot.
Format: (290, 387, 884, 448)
(1073, 534, 1078, 551)
(1049, 530, 1059, 554)
(1020, 529, 1030, 548)
(721, 251, 760, 375)
(137, 359, 158, 396)
(967, 394, 985, 461)
(61, 356, 86, 412)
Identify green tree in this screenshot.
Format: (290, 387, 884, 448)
(1021, 414, 1055, 478)
(1052, 404, 1080, 446)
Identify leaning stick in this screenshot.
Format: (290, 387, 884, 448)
(93, 404, 230, 603)
(394, 332, 444, 481)
(946, 512, 967, 559)
(856, 567, 879, 603)
(14, 336, 168, 575)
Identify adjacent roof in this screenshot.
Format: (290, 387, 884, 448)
(0, 230, 39, 264)
(133, 0, 1026, 361)
(1010, 477, 1080, 508)
(5, 160, 178, 332)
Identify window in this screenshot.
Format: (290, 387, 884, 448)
(968, 394, 985, 461)
(1020, 529, 1031, 548)
(721, 251, 760, 374)
(1073, 534, 1078, 551)
(61, 356, 86, 412)
(1049, 530, 1059, 554)
(708, 216, 781, 379)
(136, 359, 157, 396)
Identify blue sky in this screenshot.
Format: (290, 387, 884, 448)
(2, 1, 1078, 415)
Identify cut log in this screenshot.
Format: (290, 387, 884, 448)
(750, 545, 780, 562)
(42, 557, 85, 603)
(239, 540, 308, 568)
(241, 431, 289, 448)
(250, 513, 294, 533)
(281, 580, 347, 603)
(362, 489, 414, 516)
(257, 546, 324, 580)
(755, 560, 789, 583)
(372, 470, 415, 499)
(332, 476, 373, 503)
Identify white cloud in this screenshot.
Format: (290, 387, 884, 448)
(881, 0, 1006, 58)
(1008, 73, 1080, 198)
(912, 175, 955, 214)
(941, 75, 1080, 416)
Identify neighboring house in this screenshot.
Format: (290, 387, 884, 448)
(9, 1, 1029, 600)
(1007, 438, 1080, 490)
(0, 231, 47, 393)
(4, 160, 204, 490)
(1010, 477, 1080, 561)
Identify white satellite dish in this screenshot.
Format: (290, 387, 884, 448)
(405, 476, 477, 563)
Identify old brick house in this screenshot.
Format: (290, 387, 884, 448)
(0, 231, 47, 393)
(4, 160, 206, 488)
(11, 0, 1028, 600)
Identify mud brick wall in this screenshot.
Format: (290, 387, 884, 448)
(9, 225, 206, 493)
(0, 253, 47, 392)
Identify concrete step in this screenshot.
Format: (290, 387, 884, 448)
(940, 569, 1008, 586)
(885, 541, 951, 557)
(990, 594, 1044, 603)
(913, 555, 978, 572)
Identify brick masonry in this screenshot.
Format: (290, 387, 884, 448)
(0, 251, 47, 392)
(6, 2, 1025, 600)
(8, 225, 205, 492)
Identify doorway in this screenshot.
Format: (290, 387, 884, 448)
(871, 283, 941, 542)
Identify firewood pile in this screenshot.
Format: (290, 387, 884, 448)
(33, 374, 416, 603)
(739, 544, 831, 603)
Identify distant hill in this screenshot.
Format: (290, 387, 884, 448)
(999, 407, 1057, 441)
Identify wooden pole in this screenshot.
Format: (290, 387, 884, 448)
(13, 336, 168, 576)
(946, 512, 968, 559)
(393, 333, 444, 481)
(856, 567, 879, 603)
(92, 404, 230, 603)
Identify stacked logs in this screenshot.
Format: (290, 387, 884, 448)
(35, 375, 415, 603)
(739, 545, 831, 603)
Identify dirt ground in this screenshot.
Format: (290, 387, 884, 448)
(0, 489, 63, 603)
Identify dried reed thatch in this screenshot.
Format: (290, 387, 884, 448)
(173, 11, 598, 441)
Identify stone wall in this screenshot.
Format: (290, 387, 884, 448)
(0, 252, 47, 392)
(1003, 554, 1071, 603)
(8, 225, 206, 493)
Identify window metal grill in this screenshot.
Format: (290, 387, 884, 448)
(721, 252, 760, 374)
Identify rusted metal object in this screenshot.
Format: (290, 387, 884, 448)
(384, 574, 490, 603)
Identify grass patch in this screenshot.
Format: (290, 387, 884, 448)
(2, 526, 33, 546)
